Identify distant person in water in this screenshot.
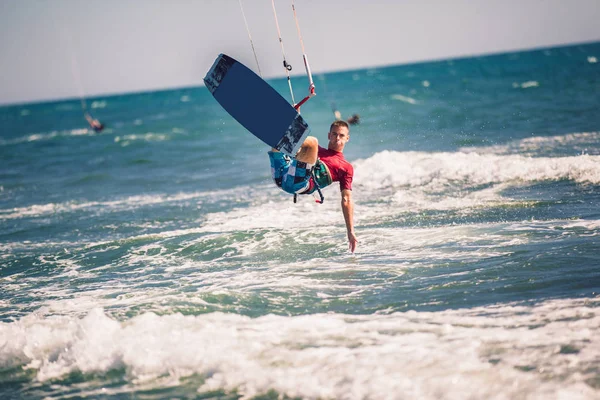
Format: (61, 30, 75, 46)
(346, 114, 360, 125)
(334, 111, 360, 126)
(84, 112, 104, 132)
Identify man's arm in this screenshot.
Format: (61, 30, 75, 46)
(341, 189, 358, 253)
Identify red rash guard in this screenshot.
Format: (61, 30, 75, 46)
(317, 146, 354, 191)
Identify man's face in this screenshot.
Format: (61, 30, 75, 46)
(327, 125, 350, 152)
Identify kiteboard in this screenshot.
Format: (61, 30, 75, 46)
(204, 53, 310, 156)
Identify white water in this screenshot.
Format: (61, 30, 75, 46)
(1, 298, 598, 399)
(2, 131, 599, 398)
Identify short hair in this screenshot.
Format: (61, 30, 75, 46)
(330, 120, 349, 132)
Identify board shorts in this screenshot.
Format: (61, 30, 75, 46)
(268, 151, 315, 194)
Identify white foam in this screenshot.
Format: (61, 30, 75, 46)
(9, 217, 586, 324)
(353, 150, 600, 192)
(0, 191, 206, 221)
(513, 80, 540, 89)
(114, 133, 169, 145)
(562, 219, 600, 231)
(390, 94, 421, 104)
(1, 298, 598, 399)
(343, 144, 600, 217)
(0, 128, 105, 146)
(200, 195, 341, 232)
(90, 101, 107, 109)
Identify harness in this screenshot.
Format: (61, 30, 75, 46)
(293, 158, 331, 204)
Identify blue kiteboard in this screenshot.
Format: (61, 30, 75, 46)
(204, 54, 310, 156)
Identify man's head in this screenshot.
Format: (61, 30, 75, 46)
(327, 120, 350, 152)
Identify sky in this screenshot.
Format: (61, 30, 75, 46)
(1, 0, 599, 105)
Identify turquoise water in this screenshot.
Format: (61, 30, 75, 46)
(1, 42, 600, 399)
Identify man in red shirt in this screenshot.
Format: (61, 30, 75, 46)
(268, 120, 358, 252)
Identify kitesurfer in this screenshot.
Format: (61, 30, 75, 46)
(268, 120, 358, 252)
(84, 112, 104, 132)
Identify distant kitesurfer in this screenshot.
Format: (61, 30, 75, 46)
(84, 112, 104, 132)
(268, 120, 358, 252)
(346, 114, 360, 125)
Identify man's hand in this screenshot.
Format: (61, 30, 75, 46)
(348, 231, 358, 253)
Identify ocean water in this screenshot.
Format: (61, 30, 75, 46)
(1, 42, 600, 399)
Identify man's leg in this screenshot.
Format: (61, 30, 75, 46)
(270, 135, 318, 162)
(294, 136, 318, 164)
(280, 136, 317, 194)
(269, 136, 318, 194)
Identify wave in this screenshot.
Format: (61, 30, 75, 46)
(0, 191, 206, 221)
(114, 132, 170, 146)
(3, 148, 599, 225)
(390, 94, 421, 105)
(0, 129, 97, 145)
(1, 298, 598, 399)
(346, 132, 600, 215)
(2, 131, 599, 233)
(353, 149, 600, 192)
(0, 128, 177, 147)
